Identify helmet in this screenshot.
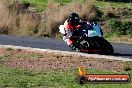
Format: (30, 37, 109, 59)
(68, 13, 80, 25)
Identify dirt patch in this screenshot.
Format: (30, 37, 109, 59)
(0, 48, 125, 72)
(0, 48, 5, 56)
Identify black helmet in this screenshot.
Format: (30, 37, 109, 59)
(68, 13, 80, 25)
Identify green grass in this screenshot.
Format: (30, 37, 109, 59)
(0, 48, 132, 87)
(94, 1, 132, 9)
(20, 0, 132, 10)
(104, 32, 132, 44)
(0, 66, 132, 88)
(21, 0, 71, 4)
(20, 0, 71, 12)
(20, 0, 47, 12)
(21, 0, 47, 3)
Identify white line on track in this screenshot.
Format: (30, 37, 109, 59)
(0, 44, 132, 61)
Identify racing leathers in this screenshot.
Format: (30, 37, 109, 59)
(62, 20, 86, 50)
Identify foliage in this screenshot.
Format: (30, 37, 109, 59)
(96, 0, 132, 3)
(0, 0, 132, 40)
(108, 19, 132, 36)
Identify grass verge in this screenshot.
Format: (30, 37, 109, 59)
(0, 66, 132, 88)
(0, 47, 132, 87)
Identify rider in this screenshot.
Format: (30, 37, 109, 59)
(63, 12, 86, 51)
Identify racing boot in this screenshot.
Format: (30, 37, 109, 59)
(75, 47, 80, 52)
(69, 44, 76, 50)
(69, 44, 80, 52)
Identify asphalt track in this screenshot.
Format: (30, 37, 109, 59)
(0, 34, 132, 59)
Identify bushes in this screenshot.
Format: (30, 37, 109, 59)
(0, 0, 40, 36)
(96, 0, 131, 3)
(1, 0, 131, 38)
(108, 19, 132, 36)
(0, 0, 100, 37)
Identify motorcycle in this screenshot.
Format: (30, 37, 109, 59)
(59, 22, 114, 55)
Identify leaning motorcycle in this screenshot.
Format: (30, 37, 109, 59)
(59, 22, 114, 55)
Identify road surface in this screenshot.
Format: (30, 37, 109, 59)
(0, 34, 132, 59)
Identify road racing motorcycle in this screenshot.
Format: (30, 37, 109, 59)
(59, 22, 114, 55)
